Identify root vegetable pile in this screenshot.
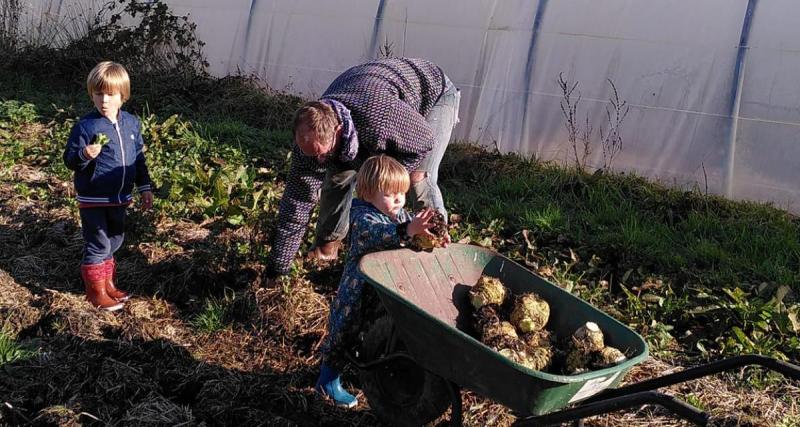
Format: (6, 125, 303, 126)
(468, 275, 627, 374)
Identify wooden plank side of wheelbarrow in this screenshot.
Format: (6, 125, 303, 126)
(374, 248, 485, 328)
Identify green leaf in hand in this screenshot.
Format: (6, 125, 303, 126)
(93, 133, 110, 145)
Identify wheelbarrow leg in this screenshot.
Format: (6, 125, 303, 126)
(448, 381, 463, 427)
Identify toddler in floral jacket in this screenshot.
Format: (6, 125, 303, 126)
(315, 154, 444, 407)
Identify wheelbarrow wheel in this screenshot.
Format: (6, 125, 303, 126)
(359, 316, 451, 427)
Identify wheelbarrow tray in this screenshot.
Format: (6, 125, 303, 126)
(357, 243, 648, 416)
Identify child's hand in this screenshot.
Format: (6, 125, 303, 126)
(140, 191, 153, 210)
(83, 144, 102, 159)
(441, 232, 451, 248)
(407, 208, 436, 237)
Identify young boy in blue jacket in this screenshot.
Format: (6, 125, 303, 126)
(63, 61, 153, 311)
(316, 154, 446, 407)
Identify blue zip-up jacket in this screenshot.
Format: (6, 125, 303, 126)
(63, 110, 151, 205)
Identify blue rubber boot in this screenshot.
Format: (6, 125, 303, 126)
(315, 364, 358, 408)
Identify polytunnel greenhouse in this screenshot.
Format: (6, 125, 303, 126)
(23, 0, 800, 211)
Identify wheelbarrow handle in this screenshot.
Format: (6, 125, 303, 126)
(586, 354, 800, 402)
(514, 391, 709, 426)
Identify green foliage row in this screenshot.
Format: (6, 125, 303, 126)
(0, 96, 295, 226)
(2, 95, 798, 360)
(143, 113, 260, 224)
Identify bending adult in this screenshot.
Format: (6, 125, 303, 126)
(264, 57, 460, 281)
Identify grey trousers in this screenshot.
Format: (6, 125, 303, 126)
(315, 76, 461, 245)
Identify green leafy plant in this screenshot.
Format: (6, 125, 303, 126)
(138, 113, 277, 225)
(713, 287, 798, 358)
(0, 100, 37, 127)
(191, 297, 228, 334)
(0, 329, 36, 366)
(92, 133, 110, 145)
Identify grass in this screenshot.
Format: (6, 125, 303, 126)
(441, 146, 800, 360)
(442, 148, 800, 288)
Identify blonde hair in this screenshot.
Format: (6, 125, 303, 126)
(293, 101, 338, 145)
(356, 155, 410, 199)
(86, 61, 131, 102)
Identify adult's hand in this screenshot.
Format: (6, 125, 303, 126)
(306, 240, 342, 262)
(263, 276, 279, 289)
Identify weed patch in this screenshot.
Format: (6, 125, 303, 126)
(191, 297, 229, 334)
(0, 328, 36, 366)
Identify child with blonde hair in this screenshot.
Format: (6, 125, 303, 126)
(63, 61, 152, 311)
(315, 154, 446, 407)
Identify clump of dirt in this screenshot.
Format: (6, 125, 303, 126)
(119, 392, 196, 426)
(119, 297, 191, 345)
(40, 290, 122, 340)
(411, 210, 449, 250)
(256, 275, 329, 338)
(0, 269, 42, 336)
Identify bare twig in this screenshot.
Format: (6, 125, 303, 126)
(701, 162, 709, 195)
(378, 35, 394, 59)
(580, 114, 593, 169)
(600, 79, 630, 170)
(558, 72, 587, 169)
(0, 0, 21, 51)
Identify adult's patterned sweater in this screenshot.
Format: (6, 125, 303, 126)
(266, 58, 445, 277)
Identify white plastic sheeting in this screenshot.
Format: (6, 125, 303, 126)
(23, 0, 800, 212)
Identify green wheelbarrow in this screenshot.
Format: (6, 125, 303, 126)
(352, 244, 800, 426)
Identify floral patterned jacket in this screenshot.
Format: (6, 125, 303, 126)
(321, 198, 413, 366)
(341, 198, 413, 284)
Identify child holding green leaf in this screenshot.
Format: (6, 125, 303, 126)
(63, 61, 153, 311)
